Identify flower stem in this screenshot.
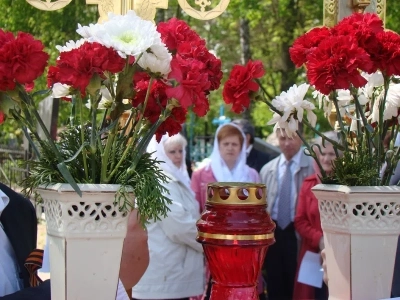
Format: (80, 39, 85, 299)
(297, 131, 327, 179)
(106, 77, 155, 182)
(78, 95, 89, 181)
(331, 92, 350, 153)
(378, 76, 391, 180)
(90, 94, 99, 183)
(301, 118, 348, 152)
(101, 122, 118, 183)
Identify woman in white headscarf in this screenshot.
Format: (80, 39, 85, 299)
(189, 123, 262, 300)
(132, 133, 204, 300)
(191, 123, 260, 213)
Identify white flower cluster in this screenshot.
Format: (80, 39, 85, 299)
(267, 83, 317, 137)
(76, 11, 171, 76)
(268, 73, 400, 137)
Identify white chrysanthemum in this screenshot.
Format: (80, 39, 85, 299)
(336, 89, 353, 102)
(85, 87, 114, 110)
(368, 84, 400, 123)
(312, 89, 332, 117)
(77, 10, 162, 58)
(267, 83, 316, 137)
(137, 44, 172, 76)
(358, 72, 384, 105)
(386, 84, 400, 109)
(56, 38, 87, 52)
(333, 89, 355, 119)
(362, 72, 384, 92)
(52, 83, 71, 98)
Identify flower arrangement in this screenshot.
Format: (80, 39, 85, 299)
(0, 11, 222, 221)
(223, 12, 400, 186)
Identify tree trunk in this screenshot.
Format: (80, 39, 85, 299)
(279, 0, 298, 92)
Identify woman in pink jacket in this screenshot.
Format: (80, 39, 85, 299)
(191, 123, 260, 213)
(190, 123, 263, 300)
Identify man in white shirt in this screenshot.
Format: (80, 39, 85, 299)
(0, 182, 149, 299)
(260, 128, 314, 300)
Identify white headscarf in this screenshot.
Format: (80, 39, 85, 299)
(209, 123, 253, 182)
(147, 133, 193, 194)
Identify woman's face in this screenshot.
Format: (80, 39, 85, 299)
(316, 143, 336, 173)
(164, 143, 183, 168)
(218, 135, 242, 167)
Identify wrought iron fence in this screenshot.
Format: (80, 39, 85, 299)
(0, 147, 31, 190)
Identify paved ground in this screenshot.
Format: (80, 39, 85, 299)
(37, 219, 51, 281)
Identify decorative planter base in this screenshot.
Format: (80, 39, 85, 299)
(312, 184, 400, 300)
(37, 184, 133, 300)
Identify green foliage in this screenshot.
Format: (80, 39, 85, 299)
(332, 150, 380, 186)
(22, 125, 171, 223)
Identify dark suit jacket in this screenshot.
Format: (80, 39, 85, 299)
(247, 147, 272, 173)
(0, 183, 51, 300)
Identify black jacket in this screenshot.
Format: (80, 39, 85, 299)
(247, 147, 272, 173)
(0, 182, 51, 300)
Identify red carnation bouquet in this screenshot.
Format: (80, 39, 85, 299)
(0, 11, 222, 220)
(223, 12, 400, 186)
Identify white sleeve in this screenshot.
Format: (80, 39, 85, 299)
(159, 182, 203, 253)
(115, 279, 130, 300)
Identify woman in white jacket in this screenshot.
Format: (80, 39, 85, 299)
(132, 133, 204, 300)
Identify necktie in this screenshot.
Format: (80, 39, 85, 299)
(277, 160, 293, 229)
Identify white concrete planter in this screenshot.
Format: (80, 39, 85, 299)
(312, 184, 400, 300)
(36, 183, 133, 300)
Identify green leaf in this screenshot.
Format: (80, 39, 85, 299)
(56, 162, 82, 196)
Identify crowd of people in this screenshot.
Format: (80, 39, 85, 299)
(3, 119, 399, 300)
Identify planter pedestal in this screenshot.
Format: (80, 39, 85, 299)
(196, 182, 275, 299)
(312, 184, 400, 300)
(37, 184, 132, 300)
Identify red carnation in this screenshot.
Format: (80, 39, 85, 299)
(222, 60, 265, 113)
(176, 42, 222, 91)
(370, 31, 400, 77)
(48, 42, 125, 95)
(155, 106, 187, 142)
(157, 18, 205, 51)
(332, 13, 384, 55)
(132, 75, 169, 124)
(306, 35, 373, 95)
(0, 32, 48, 90)
(166, 57, 210, 116)
(332, 13, 384, 36)
(290, 27, 331, 67)
(0, 29, 14, 45)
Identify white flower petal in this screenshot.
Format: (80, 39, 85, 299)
(287, 118, 298, 136)
(137, 44, 172, 76)
(52, 83, 71, 98)
(56, 38, 87, 52)
(307, 110, 317, 127)
(337, 89, 353, 101)
(267, 113, 282, 125)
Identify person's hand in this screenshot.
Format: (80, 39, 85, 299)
(119, 210, 149, 291)
(321, 248, 328, 285)
(319, 236, 325, 251)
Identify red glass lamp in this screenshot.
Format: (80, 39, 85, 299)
(196, 182, 275, 300)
